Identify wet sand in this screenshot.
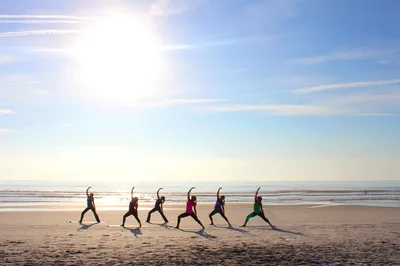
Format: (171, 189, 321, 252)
(1, 204, 399, 265)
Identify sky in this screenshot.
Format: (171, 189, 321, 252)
(0, 0, 399, 182)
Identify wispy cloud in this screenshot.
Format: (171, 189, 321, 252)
(339, 92, 400, 103)
(163, 35, 271, 51)
(0, 29, 81, 38)
(0, 54, 15, 64)
(288, 50, 376, 65)
(0, 109, 13, 114)
(210, 104, 339, 116)
(150, 0, 206, 16)
(210, 104, 400, 116)
(292, 78, 400, 94)
(0, 15, 91, 20)
(130, 98, 226, 108)
(288, 46, 400, 65)
(0, 20, 84, 24)
(0, 129, 13, 133)
(0, 75, 38, 86)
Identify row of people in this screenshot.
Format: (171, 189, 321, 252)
(79, 186, 273, 228)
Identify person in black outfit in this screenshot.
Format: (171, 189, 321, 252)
(146, 188, 168, 223)
(79, 186, 101, 223)
(121, 186, 142, 227)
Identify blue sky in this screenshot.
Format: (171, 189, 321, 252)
(0, 0, 399, 182)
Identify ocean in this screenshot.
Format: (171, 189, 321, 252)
(0, 180, 399, 211)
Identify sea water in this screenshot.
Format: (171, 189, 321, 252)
(0, 180, 399, 211)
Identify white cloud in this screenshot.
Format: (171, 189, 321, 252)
(210, 104, 400, 116)
(150, 0, 206, 16)
(32, 89, 52, 96)
(0, 20, 84, 24)
(0, 54, 15, 64)
(130, 98, 226, 108)
(210, 104, 339, 116)
(0, 75, 38, 86)
(292, 78, 400, 94)
(162, 35, 272, 51)
(339, 92, 400, 103)
(288, 50, 376, 65)
(288, 45, 400, 65)
(0, 129, 13, 133)
(0, 29, 81, 38)
(0, 15, 91, 20)
(0, 109, 13, 114)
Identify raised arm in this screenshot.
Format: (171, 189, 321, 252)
(86, 187, 91, 197)
(157, 188, 162, 200)
(131, 186, 135, 199)
(254, 187, 260, 202)
(217, 187, 222, 198)
(188, 187, 195, 201)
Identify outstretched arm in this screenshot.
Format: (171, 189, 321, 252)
(131, 186, 135, 199)
(254, 187, 260, 202)
(188, 187, 195, 201)
(86, 187, 91, 197)
(217, 187, 222, 199)
(157, 188, 162, 200)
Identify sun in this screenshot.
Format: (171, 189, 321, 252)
(73, 14, 164, 104)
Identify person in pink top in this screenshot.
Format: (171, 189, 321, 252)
(175, 187, 205, 229)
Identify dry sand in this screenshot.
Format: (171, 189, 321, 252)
(1, 204, 399, 265)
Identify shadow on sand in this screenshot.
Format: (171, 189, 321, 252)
(227, 225, 249, 233)
(149, 222, 174, 229)
(126, 227, 142, 237)
(246, 225, 304, 236)
(272, 226, 304, 236)
(212, 224, 248, 234)
(78, 222, 98, 231)
(177, 228, 217, 240)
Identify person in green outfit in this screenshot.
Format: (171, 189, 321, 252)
(241, 187, 273, 227)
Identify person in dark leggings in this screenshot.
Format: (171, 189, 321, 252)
(209, 187, 231, 226)
(241, 187, 273, 227)
(175, 187, 205, 229)
(79, 186, 101, 223)
(121, 186, 142, 227)
(146, 188, 168, 223)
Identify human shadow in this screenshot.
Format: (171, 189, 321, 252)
(127, 227, 142, 238)
(147, 222, 175, 229)
(212, 224, 248, 233)
(227, 225, 248, 233)
(195, 229, 217, 240)
(272, 226, 304, 236)
(240, 225, 304, 236)
(77, 223, 98, 231)
(177, 228, 217, 240)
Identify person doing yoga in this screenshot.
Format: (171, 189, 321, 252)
(209, 187, 231, 226)
(175, 187, 205, 229)
(146, 188, 168, 223)
(121, 186, 142, 227)
(241, 187, 273, 227)
(79, 186, 101, 223)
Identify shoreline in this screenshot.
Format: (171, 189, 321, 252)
(1, 202, 400, 212)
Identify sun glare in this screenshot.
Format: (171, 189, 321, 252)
(73, 14, 164, 104)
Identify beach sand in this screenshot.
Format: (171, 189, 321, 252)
(1, 204, 399, 265)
